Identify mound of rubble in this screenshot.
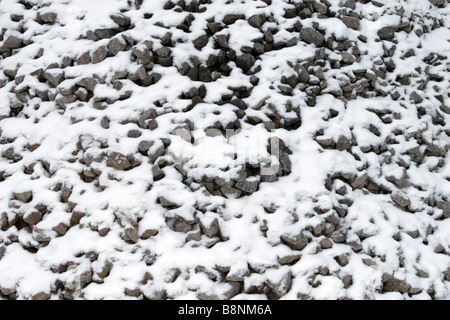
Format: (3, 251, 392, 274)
(0, 0, 449, 300)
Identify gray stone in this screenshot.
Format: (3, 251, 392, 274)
(106, 152, 131, 170)
(76, 51, 91, 65)
(100, 116, 110, 129)
(236, 53, 256, 72)
(76, 77, 97, 92)
(13, 191, 33, 203)
(382, 273, 409, 293)
(4, 35, 23, 49)
(152, 165, 165, 181)
(267, 271, 292, 298)
(94, 28, 117, 39)
(342, 275, 353, 288)
(377, 26, 395, 41)
(193, 34, 209, 50)
(0, 245, 5, 261)
(170, 216, 194, 233)
(147, 119, 158, 130)
(320, 238, 333, 249)
(296, 64, 309, 83)
(341, 52, 355, 64)
(132, 45, 153, 65)
(56, 94, 76, 109)
(278, 151, 291, 174)
(92, 45, 108, 64)
(334, 254, 349, 266)
(215, 35, 229, 49)
(248, 14, 263, 28)
(108, 37, 126, 56)
(300, 28, 324, 46)
(127, 129, 142, 138)
(206, 21, 221, 34)
(220, 186, 242, 198)
(39, 12, 57, 24)
(234, 179, 259, 194)
(148, 143, 165, 163)
(436, 199, 450, 218)
(200, 217, 219, 238)
(278, 254, 301, 265)
(281, 233, 309, 251)
(281, 74, 298, 88)
(43, 69, 64, 87)
(386, 168, 407, 187)
(156, 47, 171, 58)
(223, 14, 245, 25)
(32, 292, 51, 300)
(110, 13, 131, 26)
(138, 140, 153, 153)
(140, 228, 158, 240)
(158, 196, 180, 208)
(336, 135, 351, 151)
(410, 91, 423, 104)
(124, 226, 139, 243)
(391, 192, 410, 208)
(24, 210, 42, 226)
(343, 0, 356, 10)
(351, 172, 368, 189)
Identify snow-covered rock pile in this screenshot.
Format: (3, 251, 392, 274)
(0, 0, 449, 300)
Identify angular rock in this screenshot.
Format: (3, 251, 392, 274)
(236, 53, 256, 73)
(110, 13, 131, 26)
(43, 69, 64, 87)
(223, 14, 245, 25)
(278, 151, 291, 174)
(76, 51, 91, 65)
(341, 52, 355, 65)
(108, 37, 126, 56)
(92, 45, 108, 64)
(300, 27, 324, 46)
(76, 77, 97, 92)
(13, 191, 33, 203)
(377, 26, 395, 41)
(336, 135, 351, 151)
(3, 35, 23, 49)
(410, 91, 423, 104)
(429, 0, 445, 7)
(32, 292, 51, 300)
(152, 165, 165, 181)
(278, 254, 301, 265)
(193, 34, 209, 50)
(199, 217, 219, 238)
(267, 271, 292, 298)
(234, 179, 259, 194)
(382, 273, 409, 293)
(215, 35, 229, 49)
(281, 233, 309, 251)
(132, 45, 153, 65)
(351, 172, 368, 189)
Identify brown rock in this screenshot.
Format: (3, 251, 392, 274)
(106, 152, 131, 170)
(24, 210, 42, 226)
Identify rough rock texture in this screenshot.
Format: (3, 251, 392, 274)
(0, 0, 449, 301)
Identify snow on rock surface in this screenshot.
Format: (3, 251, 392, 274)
(0, 0, 449, 300)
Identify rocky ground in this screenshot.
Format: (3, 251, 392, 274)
(0, 0, 449, 300)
